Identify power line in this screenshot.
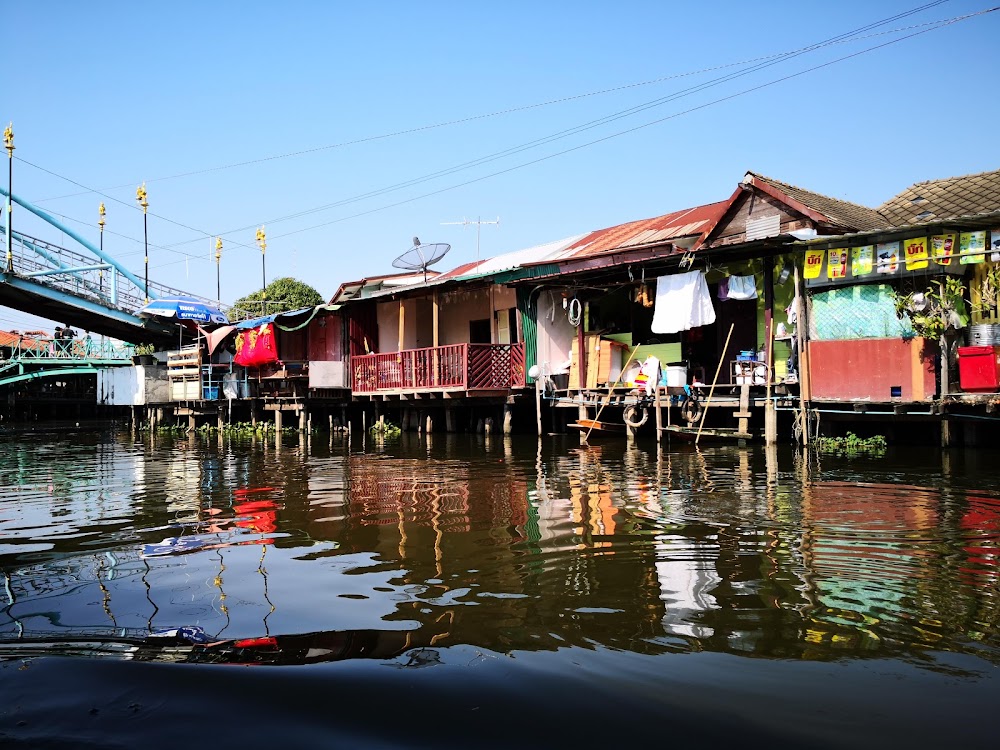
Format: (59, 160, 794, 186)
(11, 2, 979, 273)
(28, 2, 953, 206)
(261, 6, 994, 242)
(163, 2, 965, 249)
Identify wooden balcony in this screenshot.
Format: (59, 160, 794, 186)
(352, 343, 525, 395)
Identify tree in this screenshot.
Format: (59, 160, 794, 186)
(231, 277, 324, 319)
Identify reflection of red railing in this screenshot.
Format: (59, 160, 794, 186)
(352, 343, 525, 394)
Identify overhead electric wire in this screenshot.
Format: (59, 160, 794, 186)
(30, 2, 953, 205)
(13, 1, 986, 275)
(160, 2, 966, 250)
(257, 5, 995, 243)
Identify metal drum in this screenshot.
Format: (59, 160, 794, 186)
(969, 323, 1000, 346)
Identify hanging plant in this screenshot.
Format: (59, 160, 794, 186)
(976, 264, 1000, 315)
(890, 277, 968, 340)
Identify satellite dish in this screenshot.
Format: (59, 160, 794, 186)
(392, 239, 451, 281)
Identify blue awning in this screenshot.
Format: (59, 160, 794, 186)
(234, 307, 313, 330)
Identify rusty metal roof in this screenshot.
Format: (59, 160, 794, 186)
(548, 201, 729, 261)
(878, 168, 1000, 226)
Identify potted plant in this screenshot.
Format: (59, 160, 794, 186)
(131, 343, 157, 365)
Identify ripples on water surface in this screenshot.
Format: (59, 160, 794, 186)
(1, 425, 999, 748)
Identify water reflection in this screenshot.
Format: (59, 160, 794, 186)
(0, 430, 999, 668)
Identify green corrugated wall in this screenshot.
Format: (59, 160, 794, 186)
(517, 287, 538, 382)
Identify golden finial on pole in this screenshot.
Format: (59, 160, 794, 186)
(255, 226, 267, 302)
(215, 237, 223, 305)
(4, 122, 13, 273)
(137, 183, 149, 301)
(98, 202, 107, 294)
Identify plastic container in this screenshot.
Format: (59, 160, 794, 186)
(202, 386, 220, 401)
(664, 365, 687, 387)
(958, 346, 1000, 393)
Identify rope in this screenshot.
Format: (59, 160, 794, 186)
(567, 297, 582, 327)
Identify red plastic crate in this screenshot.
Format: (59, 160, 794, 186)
(958, 345, 1000, 393)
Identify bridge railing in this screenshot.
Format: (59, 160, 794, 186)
(6, 229, 210, 315)
(0, 335, 135, 362)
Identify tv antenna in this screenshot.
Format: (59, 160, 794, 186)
(441, 216, 499, 263)
(392, 237, 451, 282)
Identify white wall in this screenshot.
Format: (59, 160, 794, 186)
(536, 290, 576, 375)
(97, 366, 169, 406)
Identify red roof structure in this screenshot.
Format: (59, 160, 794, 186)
(553, 201, 730, 260)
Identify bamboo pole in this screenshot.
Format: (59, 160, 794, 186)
(695, 323, 735, 445)
(581, 346, 643, 446)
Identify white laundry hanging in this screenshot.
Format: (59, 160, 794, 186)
(726, 274, 758, 300)
(651, 271, 717, 334)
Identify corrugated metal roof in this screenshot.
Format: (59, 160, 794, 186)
(352, 234, 586, 300)
(548, 201, 729, 261)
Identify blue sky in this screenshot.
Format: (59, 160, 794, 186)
(3, 0, 998, 332)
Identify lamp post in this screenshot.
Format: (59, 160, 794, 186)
(136, 183, 148, 301)
(4, 122, 13, 273)
(215, 237, 223, 305)
(98, 202, 106, 297)
(255, 225, 267, 312)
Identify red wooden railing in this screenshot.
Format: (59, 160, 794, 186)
(352, 343, 525, 394)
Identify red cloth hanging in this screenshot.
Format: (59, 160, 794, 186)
(234, 323, 280, 367)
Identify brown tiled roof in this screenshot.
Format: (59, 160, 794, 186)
(0, 330, 46, 350)
(877, 168, 1000, 226)
(747, 172, 894, 232)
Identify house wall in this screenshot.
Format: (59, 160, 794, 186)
(536, 290, 576, 374)
(377, 300, 400, 352)
(97, 366, 169, 406)
(711, 191, 814, 247)
(439, 290, 492, 345)
(808, 337, 936, 402)
(308, 312, 344, 362)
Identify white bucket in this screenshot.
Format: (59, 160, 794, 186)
(664, 365, 687, 387)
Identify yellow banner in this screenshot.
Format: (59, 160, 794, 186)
(827, 248, 848, 279)
(804, 249, 824, 279)
(904, 237, 929, 270)
(960, 231, 986, 265)
(931, 233, 956, 266)
(851, 245, 874, 276)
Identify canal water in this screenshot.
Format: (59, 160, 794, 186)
(1, 425, 998, 748)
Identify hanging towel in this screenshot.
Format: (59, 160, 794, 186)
(726, 274, 758, 300)
(651, 271, 717, 334)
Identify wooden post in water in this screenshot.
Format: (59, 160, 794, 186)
(503, 404, 513, 435)
(425, 412, 433, 434)
(445, 408, 456, 433)
(654, 385, 663, 446)
(695, 323, 735, 445)
(764, 255, 777, 446)
(275, 408, 283, 434)
(535, 377, 543, 436)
